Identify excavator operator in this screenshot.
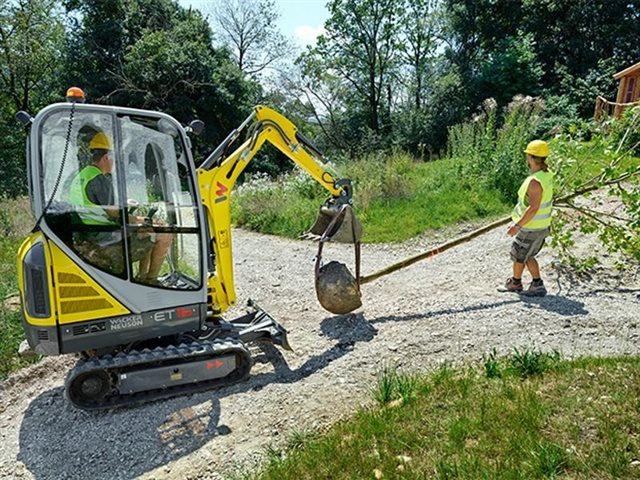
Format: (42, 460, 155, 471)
(69, 131, 172, 284)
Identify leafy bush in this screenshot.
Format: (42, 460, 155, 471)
(535, 95, 582, 137)
(609, 105, 640, 156)
(509, 348, 561, 379)
(447, 95, 544, 201)
(0, 197, 37, 379)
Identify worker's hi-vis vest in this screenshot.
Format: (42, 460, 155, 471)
(512, 170, 554, 231)
(68, 165, 115, 226)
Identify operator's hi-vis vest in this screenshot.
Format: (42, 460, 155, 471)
(68, 165, 115, 225)
(512, 169, 554, 231)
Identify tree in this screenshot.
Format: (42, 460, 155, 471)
(121, 12, 259, 149)
(209, 0, 288, 76)
(476, 32, 544, 107)
(63, 0, 128, 101)
(302, 0, 403, 134)
(399, 0, 440, 110)
(0, 0, 65, 112)
(0, 0, 65, 197)
(522, 0, 640, 93)
(64, 0, 260, 152)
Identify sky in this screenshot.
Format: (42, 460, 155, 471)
(178, 0, 330, 47)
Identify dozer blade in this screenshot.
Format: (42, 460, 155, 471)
(305, 204, 362, 243)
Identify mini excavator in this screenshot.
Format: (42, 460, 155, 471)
(16, 88, 361, 410)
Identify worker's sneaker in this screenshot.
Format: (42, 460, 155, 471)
(524, 279, 547, 297)
(503, 277, 523, 293)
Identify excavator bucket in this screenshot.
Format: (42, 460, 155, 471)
(306, 204, 363, 243)
(311, 203, 363, 315)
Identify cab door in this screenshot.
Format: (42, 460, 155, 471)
(31, 104, 206, 323)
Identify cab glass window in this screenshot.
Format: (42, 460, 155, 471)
(39, 109, 125, 278)
(119, 115, 201, 290)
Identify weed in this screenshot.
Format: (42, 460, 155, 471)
(509, 348, 561, 378)
(448, 416, 473, 449)
(372, 365, 398, 404)
(263, 444, 284, 468)
(436, 458, 460, 479)
(371, 365, 421, 405)
(0, 197, 37, 379)
(484, 349, 501, 379)
(396, 372, 419, 403)
(432, 363, 454, 386)
(510, 348, 546, 378)
(286, 428, 314, 451)
(531, 440, 568, 477)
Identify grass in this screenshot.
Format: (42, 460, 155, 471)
(0, 197, 39, 379)
(232, 153, 512, 244)
(252, 352, 640, 480)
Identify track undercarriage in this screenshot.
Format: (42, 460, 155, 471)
(65, 301, 290, 410)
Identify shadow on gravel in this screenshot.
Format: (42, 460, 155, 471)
(18, 386, 228, 480)
(18, 314, 377, 480)
(367, 295, 588, 324)
(520, 294, 588, 316)
(368, 299, 522, 324)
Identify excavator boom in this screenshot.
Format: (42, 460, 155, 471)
(197, 105, 362, 314)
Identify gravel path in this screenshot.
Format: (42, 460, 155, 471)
(1, 226, 639, 480)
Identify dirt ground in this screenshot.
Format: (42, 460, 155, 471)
(1, 226, 639, 480)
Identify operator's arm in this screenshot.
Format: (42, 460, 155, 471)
(86, 175, 120, 221)
(507, 180, 542, 237)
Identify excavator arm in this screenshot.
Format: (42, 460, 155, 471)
(197, 105, 359, 314)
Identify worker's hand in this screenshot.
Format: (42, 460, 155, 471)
(127, 199, 139, 213)
(507, 224, 520, 237)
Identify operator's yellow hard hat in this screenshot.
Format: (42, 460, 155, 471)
(89, 132, 113, 150)
(524, 139, 549, 158)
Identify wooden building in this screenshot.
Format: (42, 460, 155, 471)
(594, 60, 640, 120)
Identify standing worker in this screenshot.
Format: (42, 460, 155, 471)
(503, 140, 554, 296)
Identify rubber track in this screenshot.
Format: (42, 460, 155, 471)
(64, 338, 252, 411)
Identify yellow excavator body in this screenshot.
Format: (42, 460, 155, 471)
(16, 94, 361, 409)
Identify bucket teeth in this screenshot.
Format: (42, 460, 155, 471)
(299, 232, 321, 241)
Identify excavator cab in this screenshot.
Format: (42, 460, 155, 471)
(19, 100, 208, 358)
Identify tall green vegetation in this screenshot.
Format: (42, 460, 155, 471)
(0, 0, 65, 196)
(232, 151, 511, 244)
(0, 0, 259, 198)
(0, 198, 36, 378)
(297, 0, 640, 156)
(447, 96, 545, 201)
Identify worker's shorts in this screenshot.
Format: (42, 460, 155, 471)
(510, 228, 550, 263)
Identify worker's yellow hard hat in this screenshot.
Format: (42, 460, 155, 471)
(89, 132, 113, 150)
(524, 140, 549, 158)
